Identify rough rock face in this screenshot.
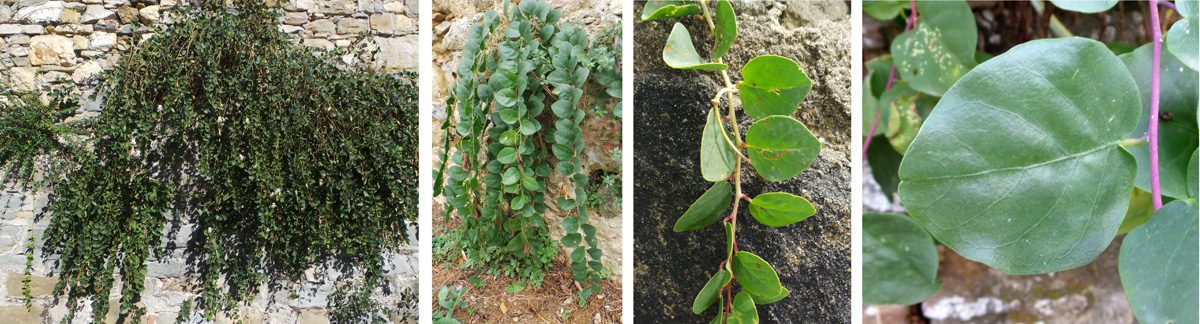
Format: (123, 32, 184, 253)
(634, 1, 851, 323)
(0, 0, 419, 323)
(430, 0, 624, 281)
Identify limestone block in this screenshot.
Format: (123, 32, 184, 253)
(306, 19, 334, 34)
(71, 60, 103, 84)
(301, 38, 332, 50)
(115, 5, 137, 23)
(28, 34, 74, 65)
(6, 274, 58, 296)
(282, 12, 307, 25)
(374, 35, 415, 72)
(88, 30, 114, 51)
(335, 18, 367, 34)
(14, 0, 64, 24)
(139, 5, 159, 23)
(316, 0, 354, 15)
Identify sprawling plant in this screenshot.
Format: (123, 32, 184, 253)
(642, 1, 824, 322)
(434, 0, 621, 299)
(0, 1, 418, 322)
(862, 1, 1198, 322)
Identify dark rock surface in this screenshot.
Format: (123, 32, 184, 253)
(633, 1, 851, 323)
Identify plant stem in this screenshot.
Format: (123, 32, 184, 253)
(1048, 15, 1074, 38)
(1149, 0, 1164, 210)
(863, 0, 917, 159)
(1120, 136, 1149, 147)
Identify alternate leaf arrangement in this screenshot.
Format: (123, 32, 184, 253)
(0, 1, 418, 322)
(643, 1, 824, 322)
(862, 1, 1199, 322)
(434, 0, 622, 300)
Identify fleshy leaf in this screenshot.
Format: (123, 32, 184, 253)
(749, 286, 789, 305)
(1050, 0, 1118, 13)
(863, 213, 941, 305)
(885, 95, 923, 153)
(702, 107, 737, 181)
(745, 116, 821, 182)
(727, 291, 759, 324)
(712, 0, 737, 60)
(738, 55, 811, 120)
(495, 88, 518, 107)
(864, 0, 906, 20)
(730, 251, 781, 298)
(1119, 200, 1199, 324)
(664, 23, 728, 70)
(897, 37, 1141, 274)
(641, 0, 703, 21)
(1117, 187, 1154, 234)
(1167, 20, 1198, 72)
(692, 270, 731, 314)
(891, 0, 977, 96)
(1121, 43, 1199, 200)
(747, 192, 815, 227)
(674, 181, 733, 232)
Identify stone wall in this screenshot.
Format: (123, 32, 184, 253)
(0, 0, 419, 323)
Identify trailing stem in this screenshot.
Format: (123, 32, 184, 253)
(863, 0, 918, 159)
(1149, 0, 1164, 210)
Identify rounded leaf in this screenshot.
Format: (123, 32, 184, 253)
(730, 251, 781, 299)
(1167, 20, 1198, 72)
(701, 107, 737, 181)
(749, 286, 789, 305)
(863, 213, 941, 305)
(663, 23, 728, 70)
(712, 0, 737, 60)
(1119, 201, 1198, 324)
(898, 37, 1141, 274)
(727, 291, 759, 324)
(891, 0, 977, 96)
(738, 55, 811, 120)
(745, 116, 821, 182)
(1050, 0, 1117, 13)
(1121, 43, 1199, 200)
(495, 88, 518, 107)
(693, 270, 732, 314)
(747, 192, 815, 227)
(497, 147, 518, 164)
(641, 0, 702, 21)
(674, 181, 733, 232)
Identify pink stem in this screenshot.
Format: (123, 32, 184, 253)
(1161, 0, 1178, 12)
(1150, 0, 1164, 210)
(863, 0, 918, 159)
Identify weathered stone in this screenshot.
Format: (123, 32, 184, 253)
(79, 88, 103, 111)
(145, 260, 186, 278)
(0, 5, 14, 23)
(8, 45, 29, 56)
(288, 283, 334, 308)
(62, 2, 86, 11)
(368, 13, 392, 35)
(138, 5, 159, 23)
(0, 24, 23, 34)
(332, 39, 350, 47)
(10, 56, 31, 67)
(306, 19, 334, 34)
(103, 0, 127, 7)
(58, 7, 78, 23)
(0, 224, 25, 249)
(357, 0, 379, 13)
(39, 63, 72, 71)
(42, 70, 69, 82)
(15, 0, 50, 9)
(28, 34, 74, 65)
(21, 24, 43, 34)
(95, 19, 117, 32)
(71, 60, 103, 84)
(335, 18, 367, 34)
(316, 0, 354, 15)
(6, 274, 58, 296)
(281, 12, 306, 25)
(56, 24, 92, 34)
(115, 5, 137, 23)
(302, 38, 333, 50)
(81, 5, 115, 23)
(382, 1, 405, 14)
(278, 25, 301, 34)
(71, 34, 87, 49)
(88, 30, 114, 51)
(14, 0, 64, 24)
(374, 35, 415, 72)
(393, 14, 413, 30)
(9, 34, 30, 44)
(298, 309, 329, 324)
(0, 304, 46, 323)
(0, 194, 23, 220)
(288, 0, 315, 11)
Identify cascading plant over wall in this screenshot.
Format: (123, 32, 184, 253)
(0, 1, 419, 322)
(434, 0, 622, 300)
(862, 1, 1199, 322)
(642, 0, 823, 322)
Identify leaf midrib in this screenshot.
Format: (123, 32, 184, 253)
(902, 143, 1117, 182)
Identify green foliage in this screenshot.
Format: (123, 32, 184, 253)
(0, 1, 418, 322)
(863, 2, 1200, 320)
(891, 0, 977, 96)
(436, 0, 620, 297)
(0, 84, 88, 189)
(645, 1, 821, 322)
(1050, 0, 1118, 13)
(641, 0, 703, 21)
(433, 285, 468, 324)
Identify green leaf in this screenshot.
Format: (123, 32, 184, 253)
(520, 120, 539, 135)
(692, 270, 731, 314)
(724, 222, 733, 260)
(1121, 43, 1199, 200)
(712, 0, 737, 60)
(727, 290, 759, 324)
(891, 0, 977, 96)
(506, 282, 527, 294)
(641, 0, 703, 21)
(587, 248, 601, 260)
(563, 216, 579, 233)
(730, 251, 781, 299)
(498, 108, 519, 124)
(864, 0, 905, 20)
(866, 134, 904, 202)
(701, 107, 737, 182)
(495, 88, 518, 107)
(747, 192, 815, 227)
(898, 37, 1141, 274)
(1180, 0, 1199, 19)
(863, 213, 941, 305)
(884, 94, 923, 153)
(497, 147, 518, 164)
(737, 55, 811, 120)
(558, 197, 576, 211)
(571, 247, 585, 262)
(561, 233, 581, 248)
(510, 195, 529, 210)
(1050, 0, 1118, 13)
(1119, 200, 1198, 324)
(1167, 20, 1198, 72)
(749, 286, 788, 305)
(673, 181, 732, 232)
(552, 143, 574, 160)
(1118, 187, 1154, 234)
(744, 116, 821, 182)
(663, 23, 728, 70)
(521, 176, 539, 191)
(498, 130, 519, 146)
(1189, 149, 1198, 198)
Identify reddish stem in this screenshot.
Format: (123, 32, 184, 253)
(863, 0, 918, 159)
(1149, 0, 1165, 210)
